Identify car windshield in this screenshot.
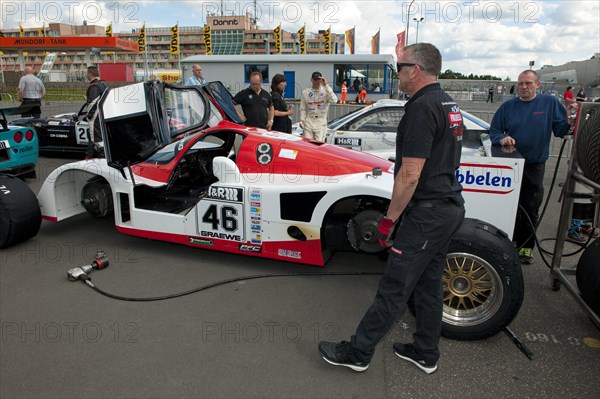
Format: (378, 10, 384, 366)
(165, 87, 207, 138)
(145, 134, 200, 164)
(328, 106, 368, 130)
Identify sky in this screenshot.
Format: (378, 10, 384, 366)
(4, 0, 600, 80)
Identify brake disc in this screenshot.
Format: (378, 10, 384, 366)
(347, 209, 384, 253)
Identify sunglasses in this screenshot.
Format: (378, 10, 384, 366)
(397, 62, 424, 71)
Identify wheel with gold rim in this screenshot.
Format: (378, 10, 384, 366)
(441, 218, 524, 340)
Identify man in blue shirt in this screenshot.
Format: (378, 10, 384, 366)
(184, 64, 206, 86)
(490, 69, 570, 264)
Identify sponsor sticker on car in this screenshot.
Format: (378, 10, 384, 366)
(334, 137, 362, 147)
(0, 140, 10, 150)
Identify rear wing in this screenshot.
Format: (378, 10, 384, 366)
(0, 105, 36, 131)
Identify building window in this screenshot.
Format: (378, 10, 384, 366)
(334, 63, 393, 94)
(244, 64, 269, 83)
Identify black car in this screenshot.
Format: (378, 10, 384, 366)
(12, 103, 92, 156)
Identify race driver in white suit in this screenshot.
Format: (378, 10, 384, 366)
(300, 71, 339, 141)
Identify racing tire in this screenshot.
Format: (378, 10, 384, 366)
(408, 218, 524, 341)
(0, 174, 42, 248)
(576, 106, 600, 184)
(576, 239, 600, 315)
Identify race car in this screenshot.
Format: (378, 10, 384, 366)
(7, 81, 523, 340)
(11, 102, 92, 156)
(0, 105, 39, 177)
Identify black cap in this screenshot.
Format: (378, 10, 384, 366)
(311, 71, 322, 79)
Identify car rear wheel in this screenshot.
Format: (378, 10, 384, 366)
(0, 174, 42, 248)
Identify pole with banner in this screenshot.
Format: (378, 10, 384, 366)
(170, 23, 180, 76)
(274, 24, 281, 55)
(298, 24, 306, 55)
(137, 23, 148, 80)
(203, 24, 212, 55)
(371, 29, 380, 54)
(345, 27, 355, 54)
(323, 26, 331, 54)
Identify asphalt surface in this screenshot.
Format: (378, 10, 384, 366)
(1, 101, 599, 398)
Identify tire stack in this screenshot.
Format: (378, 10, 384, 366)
(575, 106, 600, 317)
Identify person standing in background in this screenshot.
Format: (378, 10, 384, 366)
(18, 66, 45, 118)
(185, 64, 207, 86)
(233, 71, 274, 129)
(340, 81, 348, 104)
(270, 74, 294, 133)
(299, 71, 338, 141)
(490, 70, 570, 264)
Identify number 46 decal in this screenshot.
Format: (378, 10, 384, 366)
(202, 204, 238, 232)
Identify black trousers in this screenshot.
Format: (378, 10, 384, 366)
(350, 202, 465, 364)
(514, 163, 545, 249)
(20, 98, 42, 118)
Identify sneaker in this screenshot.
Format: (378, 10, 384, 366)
(393, 343, 438, 374)
(318, 341, 369, 372)
(518, 247, 534, 264)
(567, 230, 588, 244)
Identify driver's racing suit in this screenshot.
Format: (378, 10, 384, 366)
(300, 84, 338, 141)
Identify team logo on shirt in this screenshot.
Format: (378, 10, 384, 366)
(448, 106, 464, 139)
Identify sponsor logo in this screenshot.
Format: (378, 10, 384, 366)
(278, 249, 302, 259)
(334, 137, 362, 147)
(239, 244, 262, 253)
(207, 186, 243, 202)
(448, 111, 463, 127)
(19, 146, 34, 153)
(200, 231, 242, 241)
(456, 164, 515, 194)
(190, 237, 214, 246)
(250, 207, 261, 213)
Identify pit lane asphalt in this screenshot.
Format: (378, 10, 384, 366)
(2, 110, 599, 399)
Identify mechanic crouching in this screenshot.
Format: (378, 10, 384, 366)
(318, 43, 465, 374)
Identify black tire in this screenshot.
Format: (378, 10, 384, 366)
(409, 218, 524, 340)
(0, 174, 42, 248)
(576, 106, 600, 184)
(576, 239, 600, 315)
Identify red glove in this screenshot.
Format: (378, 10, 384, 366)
(378, 216, 395, 248)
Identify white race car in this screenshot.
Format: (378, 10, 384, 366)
(2, 82, 523, 340)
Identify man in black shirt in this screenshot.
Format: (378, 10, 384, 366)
(232, 71, 274, 129)
(319, 43, 465, 374)
(84, 66, 108, 158)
